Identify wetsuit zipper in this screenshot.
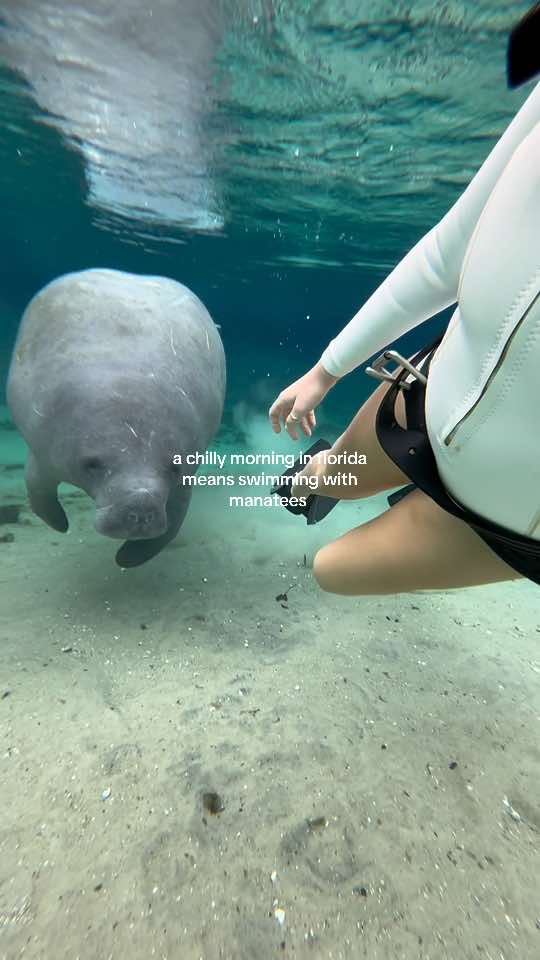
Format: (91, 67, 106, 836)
(443, 286, 540, 446)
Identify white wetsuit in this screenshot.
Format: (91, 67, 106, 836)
(319, 81, 540, 540)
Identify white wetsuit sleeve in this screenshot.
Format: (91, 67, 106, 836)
(319, 80, 540, 379)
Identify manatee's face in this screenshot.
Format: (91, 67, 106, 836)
(71, 445, 178, 540)
(45, 383, 188, 540)
(89, 463, 172, 540)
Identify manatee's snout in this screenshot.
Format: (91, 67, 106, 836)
(95, 488, 168, 540)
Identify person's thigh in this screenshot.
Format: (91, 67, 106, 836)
(320, 379, 411, 499)
(313, 488, 523, 595)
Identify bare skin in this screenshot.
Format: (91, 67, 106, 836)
(279, 379, 522, 595)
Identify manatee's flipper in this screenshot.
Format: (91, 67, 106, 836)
(115, 488, 191, 568)
(25, 453, 68, 532)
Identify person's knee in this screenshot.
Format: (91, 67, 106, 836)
(313, 545, 337, 592)
(313, 544, 367, 595)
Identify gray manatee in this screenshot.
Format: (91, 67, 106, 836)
(7, 268, 226, 567)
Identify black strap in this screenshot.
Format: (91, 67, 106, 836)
(375, 338, 540, 556)
(375, 335, 465, 518)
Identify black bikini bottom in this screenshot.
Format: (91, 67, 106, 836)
(375, 335, 540, 586)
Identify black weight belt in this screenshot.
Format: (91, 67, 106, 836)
(375, 336, 540, 585)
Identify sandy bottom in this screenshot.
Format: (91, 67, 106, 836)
(1, 409, 540, 960)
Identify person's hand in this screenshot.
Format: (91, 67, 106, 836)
(269, 362, 339, 440)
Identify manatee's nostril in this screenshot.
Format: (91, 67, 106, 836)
(126, 508, 156, 529)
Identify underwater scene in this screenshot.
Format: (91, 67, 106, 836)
(1, 1, 540, 957)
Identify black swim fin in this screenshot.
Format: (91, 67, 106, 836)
(507, 2, 540, 88)
(271, 437, 339, 525)
(387, 483, 417, 507)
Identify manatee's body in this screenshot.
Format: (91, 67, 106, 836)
(7, 268, 225, 566)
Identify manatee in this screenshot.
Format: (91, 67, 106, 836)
(7, 268, 225, 567)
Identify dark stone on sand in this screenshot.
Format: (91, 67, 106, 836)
(202, 791, 225, 815)
(306, 816, 327, 832)
(0, 505, 21, 524)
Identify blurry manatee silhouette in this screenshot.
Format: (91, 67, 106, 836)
(0, 0, 238, 231)
(7, 269, 226, 567)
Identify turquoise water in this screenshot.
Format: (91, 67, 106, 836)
(1, 4, 539, 960)
(0, 2, 530, 409)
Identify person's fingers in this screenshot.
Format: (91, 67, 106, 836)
(269, 396, 290, 433)
(300, 415, 312, 438)
(285, 409, 301, 441)
(270, 410, 282, 433)
(271, 392, 318, 440)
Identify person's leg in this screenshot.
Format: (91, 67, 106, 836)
(289, 374, 523, 592)
(313, 487, 523, 595)
(291, 379, 411, 500)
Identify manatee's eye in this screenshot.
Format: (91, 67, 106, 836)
(82, 456, 104, 472)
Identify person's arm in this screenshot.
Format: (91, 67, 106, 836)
(320, 80, 540, 379)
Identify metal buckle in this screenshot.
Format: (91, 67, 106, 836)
(365, 349, 427, 391)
